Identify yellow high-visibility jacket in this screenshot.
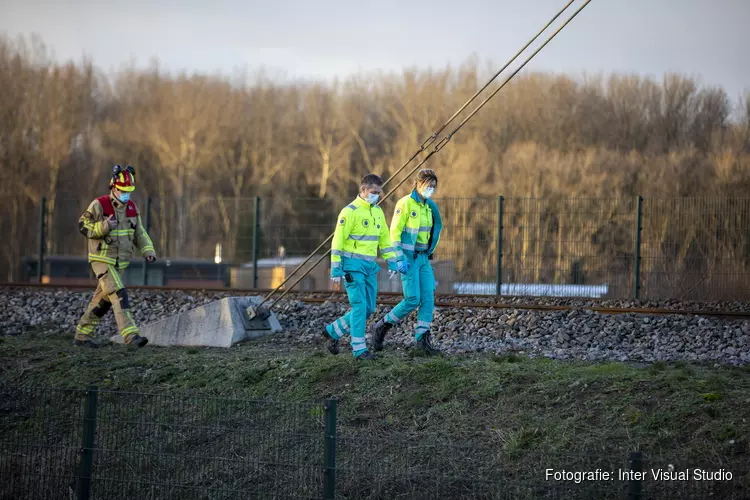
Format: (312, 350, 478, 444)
(78, 193, 156, 270)
(390, 189, 443, 258)
(331, 196, 403, 272)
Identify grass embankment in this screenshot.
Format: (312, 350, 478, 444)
(1, 331, 749, 499)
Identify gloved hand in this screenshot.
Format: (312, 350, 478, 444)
(397, 260, 410, 274)
(146, 255, 156, 263)
(106, 215, 117, 231)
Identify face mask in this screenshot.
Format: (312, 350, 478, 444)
(421, 187, 435, 199)
(366, 193, 379, 205)
(117, 192, 130, 203)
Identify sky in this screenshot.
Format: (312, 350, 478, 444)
(1, 0, 749, 103)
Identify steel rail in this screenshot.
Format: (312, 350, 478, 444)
(2, 282, 747, 320)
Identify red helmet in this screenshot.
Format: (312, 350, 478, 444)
(110, 164, 136, 192)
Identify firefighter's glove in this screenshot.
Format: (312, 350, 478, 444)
(146, 255, 156, 263)
(106, 215, 116, 230)
(397, 260, 410, 274)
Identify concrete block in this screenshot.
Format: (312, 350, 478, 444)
(109, 296, 282, 348)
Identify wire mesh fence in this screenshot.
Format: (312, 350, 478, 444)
(11, 195, 750, 301)
(2, 385, 749, 499)
(1, 385, 326, 500)
(640, 198, 750, 301)
(89, 390, 325, 499)
(501, 197, 636, 299)
(0, 386, 86, 500)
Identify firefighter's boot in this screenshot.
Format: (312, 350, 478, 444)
(73, 337, 100, 349)
(124, 333, 148, 348)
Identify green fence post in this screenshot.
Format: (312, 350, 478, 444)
(141, 197, 152, 286)
(77, 385, 99, 500)
(633, 195, 643, 299)
(496, 196, 504, 296)
(252, 196, 260, 289)
(628, 451, 643, 500)
(37, 197, 46, 283)
(323, 398, 337, 500)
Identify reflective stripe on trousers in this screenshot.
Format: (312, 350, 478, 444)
(385, 252, 435, 339)
(325, 261, 379, 357)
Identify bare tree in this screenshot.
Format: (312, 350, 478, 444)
(102, 67, 232, 256)
(299, 82, 354, 199)
(3, 36, 750, 297)
(213, 81, 302, 260)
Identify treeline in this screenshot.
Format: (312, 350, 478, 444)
(2, 34, 750, 292)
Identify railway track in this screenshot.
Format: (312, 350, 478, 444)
(2, 282, 749, 321)
(295, 297, 750, 321)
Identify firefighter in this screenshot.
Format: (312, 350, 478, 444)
(74, 164, 156, 348)
(322, 173, 409, 360)
(370, 169, 443, 355)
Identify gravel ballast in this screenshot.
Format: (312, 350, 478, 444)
(1, 288, 749, 366)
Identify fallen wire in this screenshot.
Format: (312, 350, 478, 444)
(260, 0, 595, 313)
(253, 1, 580, 309)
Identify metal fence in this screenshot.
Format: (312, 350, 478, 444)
(1, 385, 325, 500)
(14, 195, 750, 301)
(2, 385, 747, 499)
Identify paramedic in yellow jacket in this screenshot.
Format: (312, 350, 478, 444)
(322, 174, 409, 360)
(73, 164, 155, 348)
(371, 169, 443, 355)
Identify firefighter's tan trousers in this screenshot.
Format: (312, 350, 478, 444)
(75, 262, 140, 343)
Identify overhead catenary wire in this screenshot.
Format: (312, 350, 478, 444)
(378, 0, 579, 192)
(263, 0, 595, 312)
(257, 0, 594, 313)
(252, 0, 579, 310)
(374, 0, 596, 198)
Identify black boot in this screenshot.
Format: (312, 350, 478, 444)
(322, 328, 340, 355)
(125, 334, 148, 348)
(356, 350, 377, 361)
(371, 318, 394, 352)
(73, 338, 99, 349)
(416, 331, 440, 356)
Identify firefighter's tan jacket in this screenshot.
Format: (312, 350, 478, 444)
(78, 193, 156, 269)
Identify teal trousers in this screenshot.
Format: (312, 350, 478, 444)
(384, 253, 435, 339)
(326, 258, 380, 357)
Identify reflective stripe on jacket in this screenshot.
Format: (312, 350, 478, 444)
(331, 196, 403, 270)
(79, 193, 156, 267)
(390, 189, 443, 258)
